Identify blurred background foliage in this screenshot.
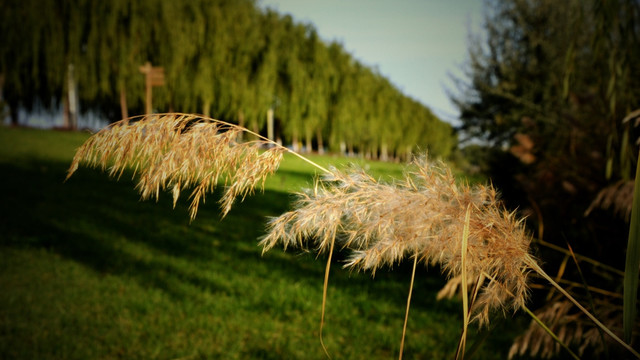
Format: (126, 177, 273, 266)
(453, 0, 640, 266)
(452, 2, 640, 356)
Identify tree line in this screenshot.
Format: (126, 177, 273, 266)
(0, 0, 456, 160)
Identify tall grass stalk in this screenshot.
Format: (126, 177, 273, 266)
(624, 151, 640, 344)
(66, 113, 639, 358)
(527, 259, 640, 358)
(319, 233, 335, 359)
(455, 205, 472, 360)
(536, 239, 625, 276)
(399, 253, 418, 360)
(566, 241, 610, 356)
(481, 268, 581, 359)
(521, 305, 580, 360)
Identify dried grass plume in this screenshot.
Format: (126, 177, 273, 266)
(66, 113, 286, 219)
(261, 157, 536, 325)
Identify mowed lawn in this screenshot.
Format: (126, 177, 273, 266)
(0, 126, 527, 359)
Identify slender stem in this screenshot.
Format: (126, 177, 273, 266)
(482, 271, 580, 360)
(566, 241, 609, 357)
(399, 253, 418, 360)
(455, 205, 472, 360)
(522, 306, 581, 360)
(175, 112, 334, 175)
(624, 151, 640, 343)
(320, 235, 336, 359)
(534, 239, 624, 276)
(527, 256, 640, 359)
(545, 255, 569, 302)
(283, 149, 333, 175)
(554, 278, 622, 298)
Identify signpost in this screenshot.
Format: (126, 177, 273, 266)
(139, 61, 165, 115)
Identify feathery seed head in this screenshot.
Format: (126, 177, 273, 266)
(261, 156, 535, 325)
(66, 113, 284, 220)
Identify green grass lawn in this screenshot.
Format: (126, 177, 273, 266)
(0, 126, 528, 359)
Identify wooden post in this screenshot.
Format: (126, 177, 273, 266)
(67, 63, 78, 129)
(139, 61, 165, 115)
(139, 62, 152, 115)
(267, 108, 274, 143)
(203, 99, 211, 117)
(120, 85, 128, 120)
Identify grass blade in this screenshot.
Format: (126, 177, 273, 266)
(624, 151, 640, 344)
(455, 204, 472, 360)
(535, 239, 625, 276)
(521, 306, 581, 360)
(482, 271, 580, 360)
(527, 256, 640, 358)
(320, 235, 336, 359)
(399, 253, 418, 360)
(566, 241, 609, 356)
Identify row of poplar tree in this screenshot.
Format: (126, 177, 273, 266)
(0, 0, 456, 160)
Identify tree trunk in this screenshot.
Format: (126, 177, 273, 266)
(0, 73, 8, 125)
(63, 96, 70, 129)
(371, 145, 379, 161)
(203, 99, 211, 118)
(120, 85, 128, 120)
(237, 109, 245, 142)
(67, 64, 78, 129)
(316, 128, 324, 155)
(292, 129, 300, 153)
(267, 108, 274, 142)
(9, 99, 18, 126)
(305, 128, 313, 153)
(405, 146, 413, 163)
(380, 143, 388, 162)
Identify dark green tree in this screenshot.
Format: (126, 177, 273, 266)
(452, 0, 640, 257)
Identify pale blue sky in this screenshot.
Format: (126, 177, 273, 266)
(258, 0, 485, 124)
